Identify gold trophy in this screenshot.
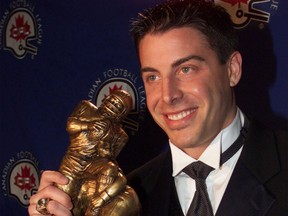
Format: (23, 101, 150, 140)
(56, 90, 140, 216)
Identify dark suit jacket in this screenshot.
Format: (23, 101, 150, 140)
(127, 120, 288, 216)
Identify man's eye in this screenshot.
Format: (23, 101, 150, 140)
(181, 67, 191, 74)
(179, 66, 199, 76)
(148, 74, 158, 81)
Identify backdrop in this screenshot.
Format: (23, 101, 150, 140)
(0, 0, 287, 215)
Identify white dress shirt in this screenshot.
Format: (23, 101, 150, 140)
(170, 108, 245, 215)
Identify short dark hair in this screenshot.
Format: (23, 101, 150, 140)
(130, 0, 238, 64)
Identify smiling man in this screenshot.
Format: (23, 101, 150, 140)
(138, 27, 241, 159)
(28, 1, 288, 216)
(127, 0, 288, 216)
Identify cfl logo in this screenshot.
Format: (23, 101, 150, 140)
(216, 0, 271, 28)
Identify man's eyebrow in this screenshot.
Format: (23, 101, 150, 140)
(140, 67, 158, 73)
(171, 55, 205, 68)
(140, 55, 205, 74)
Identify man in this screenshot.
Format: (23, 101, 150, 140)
(28, 0, 288, 215)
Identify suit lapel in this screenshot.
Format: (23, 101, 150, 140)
(169, 181, 184, 216)
(216, 120, 279, 216)
(147, 151, 172, 215)
(145, 151, 183, 216)
(216, 158, 275, 216)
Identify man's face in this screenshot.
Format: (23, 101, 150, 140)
(139, 27, 241, 157)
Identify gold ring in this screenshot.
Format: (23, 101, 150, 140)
(36, 198, 51, 215)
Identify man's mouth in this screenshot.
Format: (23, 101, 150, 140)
(167, 108, 197, 121)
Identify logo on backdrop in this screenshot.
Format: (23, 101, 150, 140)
(215, 0, 280, 28)
(88, 68, 146, 136)
(0, 0, 43, 59)
(1, 151, 40, 207)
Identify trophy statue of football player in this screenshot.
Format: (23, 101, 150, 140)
(57, 90, 140, 216)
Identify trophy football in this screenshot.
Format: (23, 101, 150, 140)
(56, 90, 140, 216)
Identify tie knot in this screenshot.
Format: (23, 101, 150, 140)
(183, 161, 214, 180)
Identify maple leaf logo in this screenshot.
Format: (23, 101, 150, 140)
(102, 84, 123, 102)
(221, 0, 249, 6)
(10, 15, 31, 42)
(14, 165, 36, 192)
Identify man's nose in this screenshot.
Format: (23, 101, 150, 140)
(161, 77, 183, 105)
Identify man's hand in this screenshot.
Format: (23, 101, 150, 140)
(28, 170, 73, 216)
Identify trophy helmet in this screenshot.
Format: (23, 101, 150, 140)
(99, 90, 132, 121)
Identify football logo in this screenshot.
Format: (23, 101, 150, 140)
(0, 0, 43, 59)
(2, 151, 40, 207)
(215, 0, 280, 28)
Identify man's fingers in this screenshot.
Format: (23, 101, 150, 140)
(46, 199, 73, 216)
(38, 170, 69, 191)
(30, 185, 73, 209)
(28, 200, 73, 216)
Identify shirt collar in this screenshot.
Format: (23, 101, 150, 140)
(170, 108, 244, 177)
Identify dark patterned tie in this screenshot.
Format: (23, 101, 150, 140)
(183, 161, 214, 216)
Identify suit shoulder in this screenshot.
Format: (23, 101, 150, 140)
(274, 130, 288, 145)
(126, 151, 171, 200)
(127, 151, 169, 180)
(274, 130, 288, 167)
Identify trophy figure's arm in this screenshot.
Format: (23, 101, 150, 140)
(89, 172, 127, 210)
(66, 100, 104, 135)
(112, 129, 129, 158)
(101, 172, 127, 202)
(67, 117, 98, 134)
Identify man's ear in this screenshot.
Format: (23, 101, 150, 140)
(228, 51, 242, 87)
